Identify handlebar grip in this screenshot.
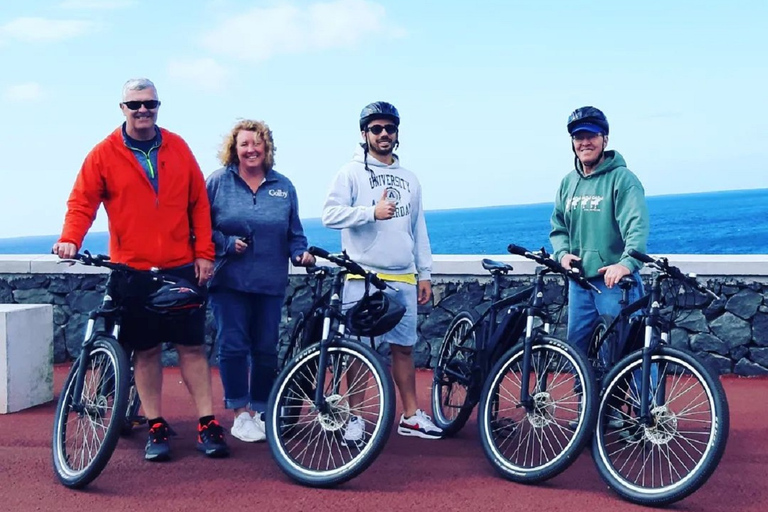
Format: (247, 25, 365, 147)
(308, 246, 330, 259)
(628, 249, 654, 264)
(507, 244, 527, 256)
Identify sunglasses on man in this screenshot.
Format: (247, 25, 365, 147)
(122, 100, 161, 110)
(366, 124, 398, 135)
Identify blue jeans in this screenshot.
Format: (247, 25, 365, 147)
(210, 289, 283, 412)
(567, 271, 644, 354)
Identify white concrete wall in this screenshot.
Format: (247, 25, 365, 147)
(1, 253, 766, 278)
(0, 304, 54, 413)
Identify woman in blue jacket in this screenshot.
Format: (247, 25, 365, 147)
(206, 119, 314, 443)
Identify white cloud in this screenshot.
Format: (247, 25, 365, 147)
(59, 0, 136, 9)
(167, 58, 230, 92)
(201, 0, 405, 62)
(0, 17, 93, 42)
(3, 82, 45, 102)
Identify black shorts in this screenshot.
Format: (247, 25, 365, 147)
(112, 264, 206, 352)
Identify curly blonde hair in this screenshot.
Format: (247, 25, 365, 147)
(218, 119, 276, 170)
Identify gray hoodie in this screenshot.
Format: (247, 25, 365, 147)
(322, 145, 432, 280)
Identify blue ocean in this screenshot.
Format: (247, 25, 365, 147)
(1, 188, 766, 255)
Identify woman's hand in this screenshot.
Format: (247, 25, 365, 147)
(294, 252, 316, 267)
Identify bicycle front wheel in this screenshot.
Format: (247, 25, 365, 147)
(477, 336, 596, 483)
(591, 346, 729, 506)
(266, 338, 395, 487)
(52, 336, 130, 489)
(431, 310, 480, 436)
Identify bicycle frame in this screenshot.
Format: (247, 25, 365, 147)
(70, 281, 122, 414)
(518, 266, 558, 411)
(312, 266, 351, 412)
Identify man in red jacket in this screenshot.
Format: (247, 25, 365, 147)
(53, 78, 229, 461)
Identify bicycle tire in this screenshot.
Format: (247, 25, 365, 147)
(591, 346, 729, 506)
(52, 336, 130, 489)
(431, 310, 481, 436)
(266, 338, 395, 487)
(587, 314, 616, 383)
(477, 336, 597, 483)
(279, 312, 306, 370)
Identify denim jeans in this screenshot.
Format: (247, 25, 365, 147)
(566, 271, 644, 354)
(209, 289, 283, 412)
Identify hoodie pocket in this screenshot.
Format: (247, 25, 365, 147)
(580, 249, 607, 277)
(361, 230, 414, 270)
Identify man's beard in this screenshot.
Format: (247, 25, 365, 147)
(369, 138, 395, 156)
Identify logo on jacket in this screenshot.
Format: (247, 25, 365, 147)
(568, 195, 603, 212)
(384, 187, 401, 204)
(269, 189, 288, 198)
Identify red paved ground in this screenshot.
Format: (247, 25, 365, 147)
(0, 366, 765, 512)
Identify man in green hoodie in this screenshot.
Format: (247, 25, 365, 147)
(550, 106, 649, 354)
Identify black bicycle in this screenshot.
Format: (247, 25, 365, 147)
(434, 244, 598, 483)
(588, 250, 730, 506)
(278, 265, 332, 370)
(52, 252, 201, 488)
(265, 247, 396, 488)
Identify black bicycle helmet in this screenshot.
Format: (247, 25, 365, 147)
(567, 106, 609, 135)
(359, 101, 400, 131)
(346, 290, 406, 337)
(145, 278, 205, 316)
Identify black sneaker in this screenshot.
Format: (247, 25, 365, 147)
(145, 421, 171, 462)
(197, 419, 230, 458)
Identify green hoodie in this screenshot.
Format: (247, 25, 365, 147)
(550, 150, 649, 278)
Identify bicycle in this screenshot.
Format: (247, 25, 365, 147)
(265, 246, 396, 488)
(436, 244, 598, 483)
(588, 249, 730, 506)
(278, 265, 332, 370)
(51, 251, 203, 488)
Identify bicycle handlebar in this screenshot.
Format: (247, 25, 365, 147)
(508, 244, 600, 293)
(56, 250, 176, 283)
(629, 249, 719, 299)
(308, 246, 387, 290)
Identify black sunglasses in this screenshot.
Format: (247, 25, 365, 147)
(122, 100, 161, 110)
(367, 124, 398, 135)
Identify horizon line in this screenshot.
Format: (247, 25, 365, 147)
(1, 186, 766, 241)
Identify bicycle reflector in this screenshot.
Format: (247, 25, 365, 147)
(346, 291, 405, 337)
(145, 279, 205, 316)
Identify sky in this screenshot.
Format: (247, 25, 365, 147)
(0, 0, 766, 239)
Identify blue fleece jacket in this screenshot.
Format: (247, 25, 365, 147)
(206, 165, 308, 296)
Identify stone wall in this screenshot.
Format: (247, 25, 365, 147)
(1, 254, 767, 375)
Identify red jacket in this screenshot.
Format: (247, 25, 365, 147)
(59, 126, 215, 270)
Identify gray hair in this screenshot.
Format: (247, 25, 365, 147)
(121, 78, 158, 101)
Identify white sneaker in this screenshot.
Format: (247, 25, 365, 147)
(230, 412, 265, 443)
(252, 412, 267, 441)
(341, 415, 365, 446)
(397, 409, 443, 439)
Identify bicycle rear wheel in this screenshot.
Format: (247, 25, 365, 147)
(477, 336, 596, 483)
(431, 311, 480, 436)
(279, 312, 306, 370)
(52, 336, 130, 489)
(266, 338, 395, 487)
(591, 347, 729, 506)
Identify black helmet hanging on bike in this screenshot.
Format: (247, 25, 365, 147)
(346, 290, 406, 337)
(359, 101, 400, 131)
(145, 278, 205, 316)
(567, 106, 609, 135)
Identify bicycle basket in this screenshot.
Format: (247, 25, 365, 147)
(346, 290, 405, 337)
(145, 278, 205, 316)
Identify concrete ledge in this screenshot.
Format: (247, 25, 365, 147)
(1, 254, 767, 277)
(0, 304, 54, 413)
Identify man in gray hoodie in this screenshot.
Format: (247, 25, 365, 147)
(322, 101, 442, 441)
